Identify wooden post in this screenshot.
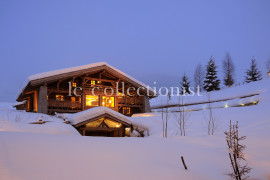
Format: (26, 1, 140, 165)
(33, 90, 38, 112)
(81, 90, 85, 110)
(181, 156, 188, 170)
(38, 86, 48, 114)
(143, 96, 151, 113)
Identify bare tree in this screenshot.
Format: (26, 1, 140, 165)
(161, 97, 165, 137)
(225, 120, 251, 180)
(223, 53, 235, 87)
(266, 58, 270, 73)
(174, 96, 189, 136)
(194, 63, 204, 92)
(207, 93, 217, 135)
(164, 92, 171, 138)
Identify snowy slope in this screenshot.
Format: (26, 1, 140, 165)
(0, 109, 79, 135)
(0, 80, 270, 179)
(150, 80, 267, 108)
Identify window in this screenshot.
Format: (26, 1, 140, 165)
(91, 80, 95, 85)
(72, 82, 77, 87)
(117, 92, 124, 98)
(71, 97, 76, 109)
(85, 95, 99, 106)
(85, 118, 122, 128)
(123, 107, 130, 114)
(56, 95, 64, 101)
(102, 96, 115, 108)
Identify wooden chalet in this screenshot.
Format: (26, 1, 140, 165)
(16, 62, 155, 117)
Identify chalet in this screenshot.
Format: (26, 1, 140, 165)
(15, 62, 155, 137)
(16, 62, 155, 115)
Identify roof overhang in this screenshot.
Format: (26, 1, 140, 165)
(17, 62, 156, 101)
(68, 106, 132, 127)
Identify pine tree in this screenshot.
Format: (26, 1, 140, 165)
(223, 53, 235, 87)
(245, 57, 262, 83)
(203, 56, 220, 92)
(180, 74, 191, 95)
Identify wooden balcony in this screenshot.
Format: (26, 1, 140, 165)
(117, 96, 143, 106)
(48, 100, 82, 110)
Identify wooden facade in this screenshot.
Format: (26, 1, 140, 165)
(16, 63, 155, 116)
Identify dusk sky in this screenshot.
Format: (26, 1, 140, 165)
(1, 0, 270, 102)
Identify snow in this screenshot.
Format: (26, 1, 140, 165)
(0, 109, 79, 135)
(13, 100, 26, 107)
(18, 62, 155, 99)
(0, 102, 15, 110)
(67, 106, 132, 125)
(1, 79, 270, 179)
(150, 80, 266, 108)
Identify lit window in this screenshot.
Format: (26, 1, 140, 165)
(102, 96, 115, 108)
(85, 95, 99, 106)
(56, 95, 64, 101)
(123, 107, 130, 114)
(72, 82, 77, 87)
(97, 81, 101, 84)
(71, 97, 76, 109)
(91, 80, 95, 85)
(125, 127, 131, 136)
(118, 92, 124, 97)
(85, 118, 121, 128)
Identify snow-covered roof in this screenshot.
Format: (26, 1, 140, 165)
(68, 106, 132, 126)
(13, 100, 26, 107)
(17, 62, 155, 100)
(28, 62, 105, 82)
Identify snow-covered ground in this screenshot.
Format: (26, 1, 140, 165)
(0, 109, 79, 135)
(1, 79, 270, 180)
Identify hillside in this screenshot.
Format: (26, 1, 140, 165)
(0, 79, 270, 180)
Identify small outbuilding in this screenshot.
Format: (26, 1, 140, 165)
(68, 107, 132, 137)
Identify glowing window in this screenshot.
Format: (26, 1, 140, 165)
(71, 97, 76, 109)
(85, 118, 122, 128)
(91, 80, 95, 85)
(72, 82, 77, 87)
(118, 92, 124, 97)
(123, 107, 130, 114)
(102, 96, 115, 108)
(97, 81, 101, 84)
(56, 95, 64, 101)
(85, 95, 99, 106)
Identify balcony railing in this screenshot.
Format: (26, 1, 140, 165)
(48, 100, 82, 109)
(117, 97, 143, 105)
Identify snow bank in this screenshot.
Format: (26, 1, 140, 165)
(0, 109, 79, 135)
